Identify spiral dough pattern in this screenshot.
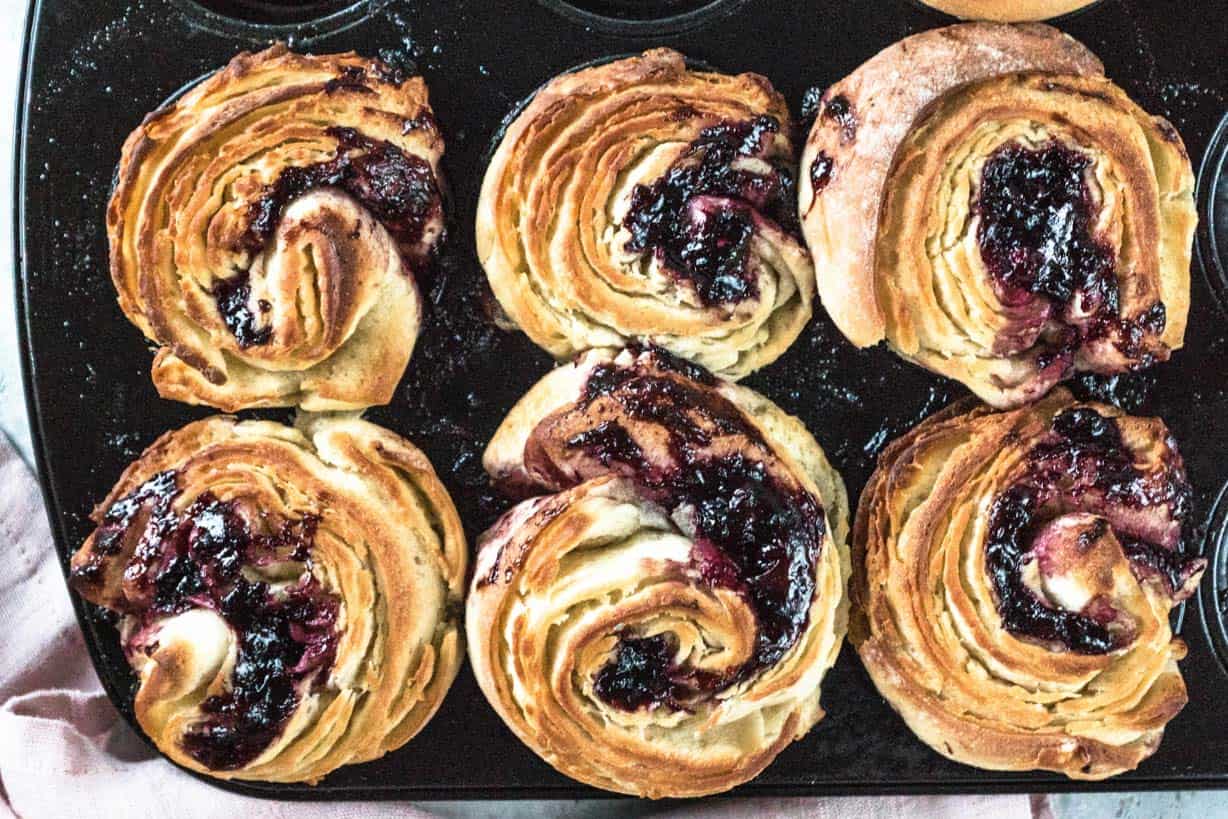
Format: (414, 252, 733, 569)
(800, 24, 1195, 408)
(467, 347, 848, 797)
(478, 49, 815, 380)
(70, 415, 466, 783)
(109, 45, 445, 411)
(853, 388, 1204, 778)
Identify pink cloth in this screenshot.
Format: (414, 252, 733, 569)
(0, 435, 1039, 818)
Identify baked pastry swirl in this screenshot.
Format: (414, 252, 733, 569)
(477, 49, 814, 380)
(69, 415, 466, 783)
(853, 388, 1204, 778)
(109, 45, 445, 411)
(916, 0, 1099, 21)
(468, 347, 848, 797)
(800, 24, 1195, 408)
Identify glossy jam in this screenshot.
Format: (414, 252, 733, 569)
(622, 116, 799, 306)
(242, 127, 441, 261)
(978, 141, 1114, 309)
(212, 270, 272, 348)
(669, 454, 823, 670)
(217, 126, 442, 347)
(583, 344, 714, 404)
(986, 486, 1116, 653)
(809, 151, 834, 196)
(562, 352, 824, 709)
(1035, 407, 1190, 516)
(182, 577, 337, 771)
(986, 407, 1198, 653)
(565, 421, 648, 471)
(799, 85, 825, 125)
(323, 66, 378, 95)
(591, 634, 684, 711)
(71, 472, 336, 770)
(822, 95, 857, 142)
(71, 471, 180, 590)
(1123, 539, 1202, 596)
(976, 139, 1174, 369)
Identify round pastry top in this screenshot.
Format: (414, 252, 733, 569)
(917, 0, 1100, 22)
(468, 346, 849, 796)
(799, 23, 1194, 408)
(476, 48, 815, 380)
(69, 415, 467, 782)
(853, 389, 1203, 779)
(109, 44, 446, 411)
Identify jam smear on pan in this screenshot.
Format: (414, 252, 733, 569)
(71, 472, 337, 770)
(622, 116, 800, 306)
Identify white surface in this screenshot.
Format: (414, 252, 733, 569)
(0, 2, 1223, 816)
(0, 0, 30, 466)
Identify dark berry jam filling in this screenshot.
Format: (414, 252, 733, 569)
(71, 472, 337, 770)
(565, 421, 648, 471)
(987, 486, 1116, 654)
(323, 66, 377, 96)
(217, 126, 442, 347)
(822, 95, 857, 143)
(182, 577, 337, 770)
(1122, 539, 1204, 598)
(978, 142, 1113, 308)
(985, 407, 1200, 653)
(621, 116, 800, 307)
(976, 140, 1165, 364)
(241, 127, 442, 263)
(212, 269, 272, 349)
(544, 350, 824, 710)
(591, 634, 685, 711)
(809, 151, 834, 197)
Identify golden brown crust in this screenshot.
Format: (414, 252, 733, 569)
(468, 348, 849, 797)
(918, 0, 1099, 21)
(799, 24, 1194, 408)
(852, 389, 1201, 779)
(110, 45, 445, 411)
(70, 415, 466, 783)
(477, 49, 814, 380)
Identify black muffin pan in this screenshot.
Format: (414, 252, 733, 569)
(15, 0, 1228, 800)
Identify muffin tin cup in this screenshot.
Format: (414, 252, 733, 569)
(170, 0, 390, 45)
(16, 0, 1228, 799)
(1200, 480, 1228, 679)
(1197, 110, 1228, 318)
(535, 0, 748, 35)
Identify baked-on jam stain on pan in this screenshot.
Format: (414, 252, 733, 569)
(14, 0, 1228, 799)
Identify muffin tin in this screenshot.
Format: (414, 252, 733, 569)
(15, 0, 1228, 798)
